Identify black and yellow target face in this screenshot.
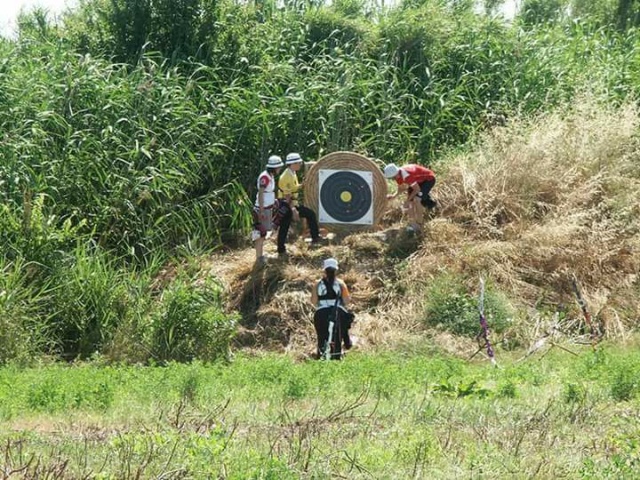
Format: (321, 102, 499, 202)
(318, 169, 373, 224)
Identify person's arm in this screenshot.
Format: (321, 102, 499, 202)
(407, 182, 420, 202)
(286, 173, 300, 219)
(286, 178, 295, 206)
(290, 173, 301, 209)
(279, 174, 291, 204)
(387, 180, 400, 199)
(339, 280, 350, 307)
(387, 182, 407, 200)
(310, 282, 319, 306)
(398, 184, 412, 210)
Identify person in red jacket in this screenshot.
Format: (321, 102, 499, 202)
(383, 163, 436, 232)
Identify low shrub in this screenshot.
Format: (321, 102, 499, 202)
(423, 273, 512, 337)
(45, 246, 145, 360)
(0, 258, 51, 365)
(610, 366, 639, 402)
(149, 275, 238, 363)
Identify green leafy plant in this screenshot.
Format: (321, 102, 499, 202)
(610, 367, 639, 402)
(150, 275, 238, 363)
(563, 382, 587, 404)
(432, 379, 491, 398)
(0, 258, 52, 365)
(45, 245, 148, 360)
(423, 274, 512, 337)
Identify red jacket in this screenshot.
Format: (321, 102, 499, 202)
(395, 164, 435, 186)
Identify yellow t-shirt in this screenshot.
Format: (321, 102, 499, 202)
(278, 168, 300, 202)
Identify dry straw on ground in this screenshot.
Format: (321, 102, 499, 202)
(420, 97, 640, 335)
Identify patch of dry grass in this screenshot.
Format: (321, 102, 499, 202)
(410, 97, 640, 344)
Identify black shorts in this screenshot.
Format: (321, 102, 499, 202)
(408, 178, 436, 208)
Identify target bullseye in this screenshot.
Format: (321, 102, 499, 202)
(318, 169, 374, 225)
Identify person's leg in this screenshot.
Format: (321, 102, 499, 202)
(255, 238, 264, 261)
(276, 202, 293, 254)
(339, 310, 352, 350)
(326, 307, 343, 360)
(404, 194, 421, 231)
(410, 199, 425, 230)
(297, 205, 320, 240)
(420, 179, 437, 209)
(252, 208, 265, 261)
(255, 208, 273, 262)
(314, 309, 329, 357)
(329, 308, 342, 360)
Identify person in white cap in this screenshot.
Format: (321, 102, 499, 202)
(276, 152, 322, 258)
(252, 155, 284, 265)
(310, 257, 354, 359)
(383, 162, 436, 232)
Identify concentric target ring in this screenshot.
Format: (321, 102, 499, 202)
(319, 171, 372, 223)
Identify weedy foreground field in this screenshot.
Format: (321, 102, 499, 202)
(1, 343, 639, 479)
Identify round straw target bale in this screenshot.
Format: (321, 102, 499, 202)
(303, 151, 387, 230)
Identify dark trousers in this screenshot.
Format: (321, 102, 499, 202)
(277, 202, 320, 254)
(416, 178, 437, 209)
(314, 307, 352, 360)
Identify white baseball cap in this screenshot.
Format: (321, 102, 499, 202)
(323, 258, 339, 270)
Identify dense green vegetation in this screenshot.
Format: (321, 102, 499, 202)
(1, 345, 640, 477)
(1, 0, 639, 362)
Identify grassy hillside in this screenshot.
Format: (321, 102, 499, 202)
(200, 97, 638, 361)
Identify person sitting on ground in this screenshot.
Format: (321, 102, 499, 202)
(276, 152, 322, 258)
(310, 258, 354, 360)
(252, 155, 284, 265)
(383, 162, 436, 232)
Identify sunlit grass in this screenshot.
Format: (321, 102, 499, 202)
(1, 344, 639, 477)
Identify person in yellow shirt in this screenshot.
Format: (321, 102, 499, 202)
(276, 152, 321, 257)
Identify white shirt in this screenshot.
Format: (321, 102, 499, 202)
(254, 171, 276, 207)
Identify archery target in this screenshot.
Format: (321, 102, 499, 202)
(318, 169, 373, 225)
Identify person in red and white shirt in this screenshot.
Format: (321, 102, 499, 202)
(384, 163, 437, 232)
(252, 155, 284, 265)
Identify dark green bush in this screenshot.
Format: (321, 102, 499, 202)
(45, 246, 145, 360)
(0, 259, 52, 365)
(0, 195, 87, 272)
(303, 8, 366, 55)
(563, 382, 587, 404)
(150, 275, 237, 363)
(610, 366, 639, 402)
